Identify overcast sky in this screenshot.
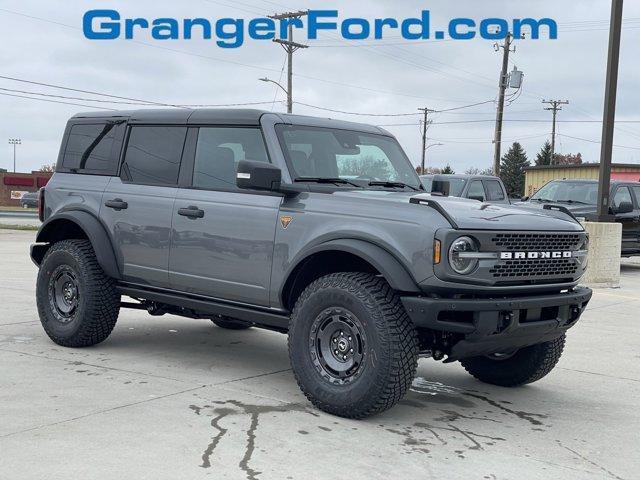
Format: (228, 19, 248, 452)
(1, 0, 639, 174)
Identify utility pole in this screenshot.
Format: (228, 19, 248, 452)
(542, 100, 569, 164)
(268, 11, 308, 113)
(418, 108, 435, 174)
(597, 0, 624, 221)
(492, 32, 514, 176)
(8, 138, 21, 173)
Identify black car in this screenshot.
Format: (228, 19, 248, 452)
(20, 191, 39, 208)
(522, 179, 640, 256)
(420, 174, 510, 204)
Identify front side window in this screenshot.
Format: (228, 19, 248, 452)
(193, 127, 269, 190)
(632, 186, 640, 206)
(62, 123, 119, 174)
(467, 180, 486, 201)
(613, 186, 632, 209)
(121, 126, 187, 185)
(485, 180, 505, 201)
(276, 125, 421, 190)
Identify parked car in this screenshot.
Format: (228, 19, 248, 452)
(32, 109, 592, 418)
(20, 191, 39, 208)
(521, 179, 640, 256)
(420, 174, 510, 204)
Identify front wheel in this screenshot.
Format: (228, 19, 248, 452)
(460, 335, 566, 387)
(288, 273, 419, 419)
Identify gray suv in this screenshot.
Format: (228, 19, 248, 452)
(31, 109, 592, 418)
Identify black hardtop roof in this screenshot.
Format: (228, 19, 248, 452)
(70, 108, 390, 135)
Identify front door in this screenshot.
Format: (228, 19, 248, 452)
(612, 185, 640, 254)
(101, 125, 187, 287)
(169, 126, 281, 306)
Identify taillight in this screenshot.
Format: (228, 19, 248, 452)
(38, 188, 45, 222)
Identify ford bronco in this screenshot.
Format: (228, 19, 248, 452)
(31, 109, 592, 418)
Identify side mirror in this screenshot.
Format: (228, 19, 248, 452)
(468, 195, 485, 202)
(236, 160, 282, 192)
(430, 180, 450, 196)
(614, 201, 633, 214)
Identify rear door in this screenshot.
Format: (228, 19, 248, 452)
(612, 185, 639, 253)
(169, 126, 281, 306)
(101, 125, 187, 287)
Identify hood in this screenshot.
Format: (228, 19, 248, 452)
(330, 190, 584, 231)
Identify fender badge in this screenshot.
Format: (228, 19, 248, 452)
(280, 215, 293, 229)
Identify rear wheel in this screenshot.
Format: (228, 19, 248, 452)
(36, 240, 120, 347)
(288, 272, 418, 419)
(460, 335, 566, 387)
(211, 316, 253, 330)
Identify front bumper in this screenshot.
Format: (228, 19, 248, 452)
(401, 286, 592, 361)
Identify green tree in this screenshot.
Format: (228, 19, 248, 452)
(535, 141, 553, 166)
(339, 156, 392, 178)
(441, 164, 455, 174)
(500, 142, 530, 197)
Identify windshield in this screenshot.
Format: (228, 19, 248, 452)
(531, 181, 598, 204)
(443, 178, 466, 197)
(276, 125, 422, 189)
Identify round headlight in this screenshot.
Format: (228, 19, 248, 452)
(448, 236, 479, 275)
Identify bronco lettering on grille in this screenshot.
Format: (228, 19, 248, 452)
(500, 251, 573, 260)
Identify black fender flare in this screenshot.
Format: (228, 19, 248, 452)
(31, 210, 121, 279)
(284, 238, 420, 297)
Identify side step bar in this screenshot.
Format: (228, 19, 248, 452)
(117, 284, 290, 332)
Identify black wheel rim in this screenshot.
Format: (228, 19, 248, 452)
(309, 307, 366, 385)
(48, 265, 79, 323)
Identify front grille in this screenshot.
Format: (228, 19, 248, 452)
(491, 233, 582, 251)
(489, 258, 578, 278)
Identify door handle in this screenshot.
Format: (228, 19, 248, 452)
(178, 205, 205, 219)
(104, 198, 128, 210)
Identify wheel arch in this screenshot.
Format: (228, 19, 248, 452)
(31, 210, 121, 279)
(280, 239, 420, 311)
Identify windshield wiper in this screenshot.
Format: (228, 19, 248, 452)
(556, 199, 589, 205)
(295, 177, 362, 188)
(532, 198, 554, 203)
(368, 180, 420, 191)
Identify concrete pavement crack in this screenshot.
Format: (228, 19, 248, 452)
(0, 385, 206, 439)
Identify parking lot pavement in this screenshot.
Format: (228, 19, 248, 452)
(1, 229, 638, 480)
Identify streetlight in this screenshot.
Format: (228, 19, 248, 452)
(259, 77, 290, 113)
(420, 142, 444, 173)
(8, 138, 21, 173)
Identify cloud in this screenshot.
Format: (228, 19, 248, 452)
(1, 0, 639, 173)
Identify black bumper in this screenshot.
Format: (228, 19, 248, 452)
(401, 287, 592, 361)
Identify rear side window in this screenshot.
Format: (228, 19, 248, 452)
(485, 180, 505, 201)
(62, 123, 120, 175)
(121, 126, 187, 186)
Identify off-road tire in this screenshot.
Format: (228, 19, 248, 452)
(288, 272, 419, 419)
(211, 316, 253, 330)
(36, 239, 120, 347)
(460, 335, 566, 387)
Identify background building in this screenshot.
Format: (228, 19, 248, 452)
(0, 171, 52, 207)
(524, 163, 640, 196)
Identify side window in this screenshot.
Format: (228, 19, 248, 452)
(193, 127, 269, 190)
(631, 186, 640, 208)
(467, 180, 486, 201)
(484, 180, 505, 201)
(62, 123, 120, 175)
(613, 186, 632, 209)
(121, 126, 187, 186)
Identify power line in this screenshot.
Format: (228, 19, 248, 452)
(0, 92, 117, 110)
